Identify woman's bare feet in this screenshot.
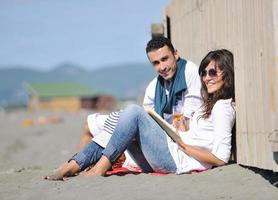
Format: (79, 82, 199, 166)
(83, 156, 112, 176)
(44, 160, 80, 181)
(44, 172, 65, 181)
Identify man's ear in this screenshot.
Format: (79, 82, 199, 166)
(174, 49, 179, 61)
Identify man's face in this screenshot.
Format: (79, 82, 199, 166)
(147, 45, 179, 81)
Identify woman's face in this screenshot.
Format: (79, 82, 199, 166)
(202, 60, 224, 94)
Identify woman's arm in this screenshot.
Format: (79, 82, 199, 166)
(177, 100, 235, 166)
(177, 139, 225, 166)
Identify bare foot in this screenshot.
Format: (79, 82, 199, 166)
(44, 172, 65, 181)
(83, 156, 112, 176)
(82, 168, 103, 176)
(44, 161, 80, 181)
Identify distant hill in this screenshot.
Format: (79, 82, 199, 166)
(0, 63, 156, 107)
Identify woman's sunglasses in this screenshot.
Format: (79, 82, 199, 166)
(200, 68, 219, 78)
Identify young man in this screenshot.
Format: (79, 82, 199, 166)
(143, 36, 202, 128)
(45, 36, 202, 180)
(79, 36, 201, 148)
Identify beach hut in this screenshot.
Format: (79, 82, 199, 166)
(158, 0, 278, 171)
(24, 82, 116, 111)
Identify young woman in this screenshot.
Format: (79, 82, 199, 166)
(45, 49, 235, 179)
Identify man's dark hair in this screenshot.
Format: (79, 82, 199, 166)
(146, 36, 175, 54)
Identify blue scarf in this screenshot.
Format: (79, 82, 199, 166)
(154, 58, 187, 117)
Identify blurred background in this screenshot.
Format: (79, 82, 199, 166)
(0, 0, 169, 112)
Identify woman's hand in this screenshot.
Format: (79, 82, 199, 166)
(172, 114, 189, 132)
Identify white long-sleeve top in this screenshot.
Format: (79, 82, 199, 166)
(168, 98, 236, 174)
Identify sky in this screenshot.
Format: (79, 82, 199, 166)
(0, 0, 169, 71)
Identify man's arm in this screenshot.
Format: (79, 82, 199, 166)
(142, 78, 157, 108)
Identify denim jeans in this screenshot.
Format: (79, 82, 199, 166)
(70, 141, 103, 171)
(102, 104, 177, 173)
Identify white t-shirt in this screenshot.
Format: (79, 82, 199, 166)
(143, 59, 202, 122)
(168, 99, 236, 174)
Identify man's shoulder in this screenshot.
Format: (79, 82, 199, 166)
(143, 77, 158, 102)
(183, 59, 199, 75)
(146, 77, 158, 90)
(184, 59, 198, 69)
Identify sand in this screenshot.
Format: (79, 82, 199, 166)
(0, 109, 277, 200)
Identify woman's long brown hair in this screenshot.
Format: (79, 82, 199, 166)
(198, 49, 235, 119)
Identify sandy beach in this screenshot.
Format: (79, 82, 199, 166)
(0, 109, 277, 200)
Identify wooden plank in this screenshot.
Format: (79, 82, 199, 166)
(273, 0, 278, 128)
(234, 0, 248, 138)
(165, 0, 278, 170)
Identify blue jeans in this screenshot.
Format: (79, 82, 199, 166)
(102, 104, 177, 173)
(70, 141, 103, 171)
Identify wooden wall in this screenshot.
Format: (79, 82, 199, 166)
(165, 0, 278, 171)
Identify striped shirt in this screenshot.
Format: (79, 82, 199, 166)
(103, 111, 121, 134)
